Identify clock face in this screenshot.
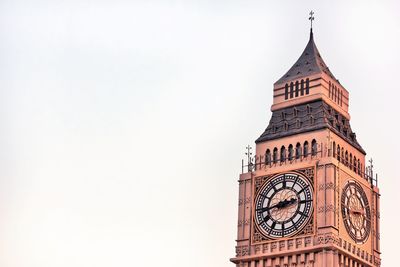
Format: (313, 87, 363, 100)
(255, 173, 313, 238)
(341, 181, 371, 244)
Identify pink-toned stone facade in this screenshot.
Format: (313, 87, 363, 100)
(231, 29, 381, 267)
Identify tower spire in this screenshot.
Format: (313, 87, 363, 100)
(309, 10, 315, 39)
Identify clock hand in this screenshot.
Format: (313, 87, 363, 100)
(258, 200, 288, 212)
(258, 197, 298, 213)
(279, 197, 297, 208)
(350, 209, 365, 216)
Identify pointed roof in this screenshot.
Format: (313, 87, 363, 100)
(275, 29, 337, 85)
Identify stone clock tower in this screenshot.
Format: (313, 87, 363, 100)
(231, 22, 381, 267)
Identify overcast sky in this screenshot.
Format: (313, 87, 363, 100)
(0, 0, 399, 266)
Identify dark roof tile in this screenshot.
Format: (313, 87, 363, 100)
(275, 30, 337, 85)
(255, 100, 365, 154)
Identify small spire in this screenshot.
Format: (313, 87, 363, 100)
(309, 10, 315, 39)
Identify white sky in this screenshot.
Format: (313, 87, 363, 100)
(0, 0, 399, 266)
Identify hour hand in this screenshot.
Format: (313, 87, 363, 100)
(257, 202, 282, 212)
(350, 209, 365, 216)
(279, 197, 297, 208)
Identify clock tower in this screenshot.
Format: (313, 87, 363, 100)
(231, 19, 381, 267)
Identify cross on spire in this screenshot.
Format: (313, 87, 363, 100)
(309, 10, 315, 30)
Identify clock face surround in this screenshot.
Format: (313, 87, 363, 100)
(255, 172, 313, 239)
(341, 180, 371, 244)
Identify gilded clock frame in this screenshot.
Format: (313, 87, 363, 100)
(252, 167, 315, 244)
(341, 180, 372, 245)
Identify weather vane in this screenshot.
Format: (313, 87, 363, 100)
(309, 10, 315, 29)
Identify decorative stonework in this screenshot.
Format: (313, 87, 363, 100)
(242, 246, 249, 256)
(318, 182, 339, 192)
(317, 204, 339, 214)
(314, 233, 340, 246)
(254, 232, 263, 243)
(236, 233, 379, 266)
(339, 238, 375, 264)
(299, 220, 314, 236)
(297, 167, 314, 182)
(237, 219, 250, 227)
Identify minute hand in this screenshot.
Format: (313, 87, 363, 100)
(257, 201, 285, 212)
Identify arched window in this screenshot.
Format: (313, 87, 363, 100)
(350, 153, 353, 168)
(288, 144, 294, 161)
(358, 159, 361, 175)
(336, 87, 339, 103)
(301, 79, 305, 95)
(337, 145, 341, 161)
(293, 107, 298, 117)
(265, 149, 271, 165)
(290, 82, 294, 98)
(345, 151, 349, 167)
(305, 78, 310, 94)
(333, 85, 337, 102)
(285, 84, 289, 100)
(333, 141, 336, 157)
(273, 148, 278, 163)
(329, 81, 331, 98)
(295, 81, 299, 97)
(341, 148, 344, 163)
(303, 141, 309, 157)
(311, 139, 317, 156)
(341, 92, 343, 106)
(280, 146, 286, 162)
(353, 156, 357, 172)
(296, 143, 301, 159)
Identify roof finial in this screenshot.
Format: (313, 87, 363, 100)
(309, 10, 315, 39)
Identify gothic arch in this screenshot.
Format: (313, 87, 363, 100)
(350, 153, 353, 168)
(305, 78, 310, 94)
(296, 142, 301, 159)
(280, 146, 286, 162)
(311, 139, 317, 156)
(273, 147, 278, 163)
(285, 83, 289, 100)
(303, 141, 309, 157)
(290, 82, 294, 98)
(353, 156, 357, 172)
(333, 141, 336, 157)
(265, 149, 271, 165)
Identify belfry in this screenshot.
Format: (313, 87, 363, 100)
(231, 13, 381, 267)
